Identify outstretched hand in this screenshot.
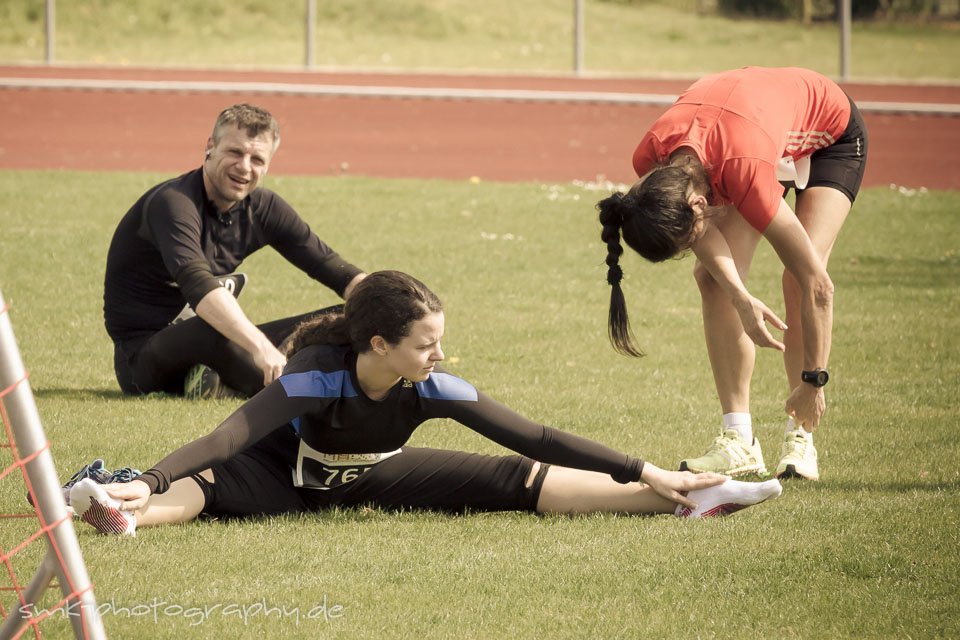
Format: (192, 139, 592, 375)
(734, 295, 787, 351)
(104, 479, 151, 512)
(640, 463, 728, 509)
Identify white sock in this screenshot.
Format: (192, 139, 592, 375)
(70, 478, 137, 536)
(785, 418, 813, 445)
(722, 412, 753, 444)
(676, 478, 783, 518)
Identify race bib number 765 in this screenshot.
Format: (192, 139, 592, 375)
(293, 438, 401, 490)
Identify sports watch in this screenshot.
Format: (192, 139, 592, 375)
(801, 368, 830, 388)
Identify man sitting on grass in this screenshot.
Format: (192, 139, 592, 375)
(103, 103, 366, 399)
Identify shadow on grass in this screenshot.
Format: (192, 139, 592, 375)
(718, 472, 959, 494)
(31, 387, 129, 401)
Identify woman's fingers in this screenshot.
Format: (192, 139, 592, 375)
(761, 305, 788, 331)
(671, 491, 697, 509)
(688, 472, 728, 489)
(749, 325, 786, 351)
(659, 472, 728, 508)
(104, 480, 150, 511)
(742, 299, 787, 351)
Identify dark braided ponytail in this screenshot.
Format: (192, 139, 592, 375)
(597, 193, 644, 357)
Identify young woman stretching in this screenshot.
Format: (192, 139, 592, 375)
(598, 66, 868, 482)
(71, 271, 782, 536)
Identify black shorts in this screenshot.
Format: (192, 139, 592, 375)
(191, 426, 550, 517)
(783, 95, 869, 204)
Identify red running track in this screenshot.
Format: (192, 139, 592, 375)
(0, 66, 957, 189)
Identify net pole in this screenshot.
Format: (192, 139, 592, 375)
(0, 554, 55, 639)
(0, 290, 106, 640)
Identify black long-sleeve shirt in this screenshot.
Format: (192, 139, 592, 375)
(138, 344, 645, 494)
(103, 168, 362, 342)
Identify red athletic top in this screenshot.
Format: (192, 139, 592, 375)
(632, 67, 850, 231)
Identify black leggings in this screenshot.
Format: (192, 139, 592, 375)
(113, 306, 339, 397)
(191, 427, 550, 517)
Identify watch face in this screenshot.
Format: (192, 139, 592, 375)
(803, 369, 829, 387)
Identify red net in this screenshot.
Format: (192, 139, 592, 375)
(0, 303, 98, 639)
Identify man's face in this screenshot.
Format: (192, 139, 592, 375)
(203, 124, 275, 211)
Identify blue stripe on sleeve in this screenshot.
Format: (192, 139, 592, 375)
(415, 372, 478, 402)
(279, 370, 358, 399)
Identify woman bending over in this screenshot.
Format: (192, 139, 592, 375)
(598, 67, 867, 481)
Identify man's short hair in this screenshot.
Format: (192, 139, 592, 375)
(212, 104, 280, 152)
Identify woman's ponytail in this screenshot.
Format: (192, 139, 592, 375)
(281, 308, 350, 356)
(597, 193, 644, 357)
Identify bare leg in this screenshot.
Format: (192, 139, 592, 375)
(782, 187, 850, 424)
(696, 209, 764, 414)
(532, 465, 783, 517)
(134, 469, 212, 528)
(534, 465, 676, 514)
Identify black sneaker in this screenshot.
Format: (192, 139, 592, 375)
(105, 466, 142, 484)
(60, 459, 112, 505)
(27, 458, 124, 507)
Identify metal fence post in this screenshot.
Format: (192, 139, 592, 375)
(573, 0, 584, 76)
(305, 0, 316, 69)
(839, 0, 852, 80)
(44, 0, 55, 65)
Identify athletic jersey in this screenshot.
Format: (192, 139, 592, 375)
(103, 169, 362, 342)
(632, 67, 851, 231)
(138, 344, 645, 494)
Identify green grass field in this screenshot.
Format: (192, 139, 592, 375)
(1, 0, 959, 80)
(0, 170, 958, 638)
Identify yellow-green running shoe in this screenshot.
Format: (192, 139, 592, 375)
(774, 429, 819, 481)
(183, 364, 242, 400)
(679, 429, 767, 476)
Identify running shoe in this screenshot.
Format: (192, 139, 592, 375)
(676, 478, 783, 518)
(70, 478, 137, 536)
(61, 458, 112, 503)
(183, 364, 244, 400)
(775, 429, 820, 481)
(679, 429, 767, 476)
(27, 460, 142, 508)
(184, 363, 216, 399)
(106, 466, 142, 484)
